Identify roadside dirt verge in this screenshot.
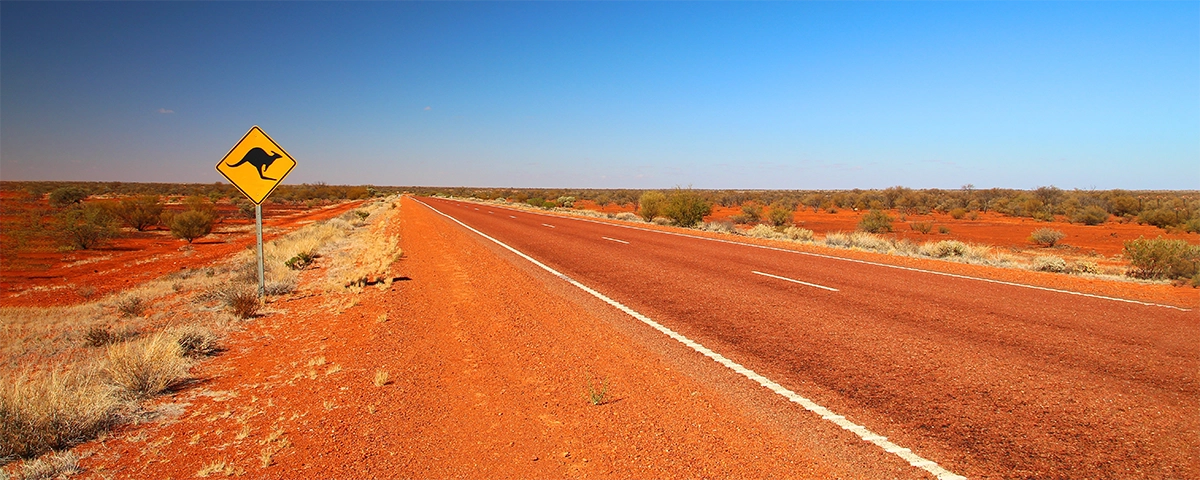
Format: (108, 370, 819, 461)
(74, 196, 922, 479)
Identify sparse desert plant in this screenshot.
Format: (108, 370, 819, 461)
(824, 232, 851, 247)
(651, 216, 674, 226)
(767, 203, 793, 227)
(938, 225, 951, 235)
(783, 226, 814, 241)
(1123, 237, 1200, 280)
(169, 210, 215, 244)
(733, 203, 762, 224)
(113, 195, 163, 231)
(373, 370, 389, 387)
(115, 296, 146, 318)
(353, 210, 370, 220)
(105, 332, 192, 399)
(614, 212, 640, 222)
(637, 191, 667, 221)
(1138, 208, 1180, 229)
(14, 450, 82, 479)
(663, 188, 712, 228)
(55, 203, 120, 250)
(1071, 206, 1109, 226)
(948, 208, 967, 220)
(172, 326, 220, 358)
(75, 285, 97, 300)
(698, 221, 735, 233)
(857, 209, 893, 234)
(224, 290, 260, 319)
(746, 224, 781, 239)
(0, 369, 121, 461)
(83, 326, 134, 348)
(1032, 256, 1069, 273)
(1029, 228, 1066, 247)
(909, 222, 933, 234)
(1072, 260, 1100, 275)
(263, 279, 296, 296)
(585, 376, 608, 406)
(920, 240, 969, 258)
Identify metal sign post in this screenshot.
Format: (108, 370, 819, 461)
(216, 126, 298, 297)
(256, 204, 265, 296)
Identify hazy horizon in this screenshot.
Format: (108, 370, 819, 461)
(2, 2, 1196, 190)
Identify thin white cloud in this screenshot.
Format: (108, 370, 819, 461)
(157, 108, 174, 114)
(423, 106, 431, 111)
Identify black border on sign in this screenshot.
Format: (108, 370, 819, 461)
(215, 125, 298, 205)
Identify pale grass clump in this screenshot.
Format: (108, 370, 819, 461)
(0, 368, 122, 461)
(11, 450, 81, 479)
(745, 224, 781, 239)
(373, 370, 389, 387)
(1032, 255, 1069, 273)
(614, 212, 641, 222)
(104, 332, 192, 399)
(783, 226, 815, 242)
(698, 221, 736, 234)
(320, 199, 403, 290)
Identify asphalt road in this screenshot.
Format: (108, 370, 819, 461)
(417, 196, 1199, 479)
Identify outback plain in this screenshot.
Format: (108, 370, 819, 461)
(1, 182, 1198, 479)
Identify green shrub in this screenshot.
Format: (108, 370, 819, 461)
(1124, 237, 1200, 280)
(48, 187, 88, 207)
(857, 210, 893, 234)
(115, 296, 146, 318)
(1138, 209, 1179, 229)
(909, 222, 932, 234)
(169, 210, 215, 243)
(767, 203, 793, 227)
(732, 203, 762, 224)
(663, 188, 712, 228)
(1071, 206, 1109, 226)
(1183, 217, 1200, 234)
(1029, 228, 1066, 247)
(556, 196, 575, 208)
(285, 252, 315, 270)
(114, 195, 164, 231)
(55, 204, 120, 250)
(638, 191, 667, 222)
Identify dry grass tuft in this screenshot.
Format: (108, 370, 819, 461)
(170, 326, 220, 358)
(13, 450, 81, 480)
(104, 333, 192, 399)
(0, 369, 121, 462)
(224, 290, 260, 319)
(373, 370, 389, 387)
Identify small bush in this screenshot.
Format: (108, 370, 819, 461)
(264, 279, 297, 296)
(105, 333, 191, 399)
(55, 204, 120, 250)
(1072, 260, 1100, 275)
(235, 200, 256, 219)
(857, 210, 893, 234)
(767, 203, 793, 227)
(285, 252, 315, 270)
(114, 195, 163, 231)
(1124, 237, 1200, 280)
(585, 377, 608, 406)
(783, 226, 814, 241)
(1029, 228, 1066, 247)
(651, 217, 674, 226)
(909, 222, 932, 234)
(1138, 208, 1179, 229)
(698, 221, 735, 233)
(825, 232, 851, 247)
(938, 225, 951, 234)
(16, 450, 82, 479)
(1071, 206, 1109, 226)
(47, 187, 88, 208)
(614, 212, 640, 222)
(115, 296, 146, 318)
(225, 290, 260, 319)
(353, 210, 370, 220)
(948, 208, 967, 219)
(1032, 256, 1068, 273)
(733, 203, 762, 224)
(638, 192, 666, 221)
(169, 210, 215, 243)
(83, 326, 134, 348)
(1185, 217, 1200, 234)
(664, 188, 712, 228)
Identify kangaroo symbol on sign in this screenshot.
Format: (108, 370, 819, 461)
(226, 147, 283, 181)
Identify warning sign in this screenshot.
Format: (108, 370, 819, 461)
(216, 126, 297, 204)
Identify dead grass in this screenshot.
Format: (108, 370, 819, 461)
(0, 368, 122, 462)
(10, 450, 81, 480)
(104, 332, 192, 399)
(373, 370, 389, 387)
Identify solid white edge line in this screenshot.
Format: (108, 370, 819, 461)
(752, 271, 839, 292)
(446, 198, 1189, 312)
(415, 197, 967, 480)
(602, 236, 630, 244)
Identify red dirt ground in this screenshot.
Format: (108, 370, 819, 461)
(70, 197, 918, 479)
(0, 196, 366, 307)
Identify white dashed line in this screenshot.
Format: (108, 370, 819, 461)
(488, 211, 494, 214)
(509, 215, 517, 219)
(416, 197, 966, 480)
(602, 236, 630, 244)
(542, 223, 556, 228)
(752, 271, 839, 292)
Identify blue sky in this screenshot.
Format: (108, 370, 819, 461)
(2, 2, 1196, 190)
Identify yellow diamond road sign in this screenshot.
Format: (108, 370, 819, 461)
(216, 126, 296, 204)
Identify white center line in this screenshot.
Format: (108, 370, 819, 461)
(752, 271, 839, 292)
(542, 223, 556, 228)
(509, 215, 517, 219)
(602, 236, 630, 244)
(488, 211, 494, 214)
(417, 197, 965, 480)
